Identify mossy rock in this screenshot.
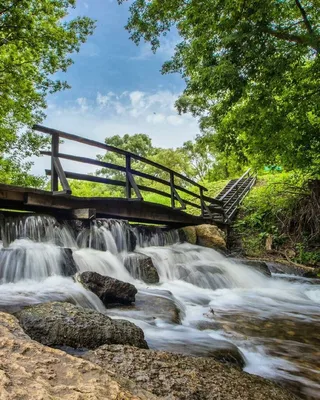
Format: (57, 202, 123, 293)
(179, 226, 197, 245)
(195, 224, 227, 250)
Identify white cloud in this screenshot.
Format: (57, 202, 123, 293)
(96, 91, 115, 107)
(146, 113, 166, 124)
(131, 36, 180, 61)
(167, 115, 184, 126)
(76, 97, 89, 112)
(31, 89, 200, 176)
(129, 91, 145, 107)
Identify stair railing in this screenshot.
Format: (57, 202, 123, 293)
(220, 168, 256, 221)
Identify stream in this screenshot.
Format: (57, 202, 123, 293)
(0, 215, 319, 399)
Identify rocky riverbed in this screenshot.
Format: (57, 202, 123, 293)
(0, 311, 298, 400)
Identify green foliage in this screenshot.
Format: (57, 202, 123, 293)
(295, 242, 320, 266)
(120, 0, 320, 170)
(0, 0, 95, 185)
(234, 171, 320, 260)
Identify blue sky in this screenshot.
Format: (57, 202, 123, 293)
(33, 0, 202, 176)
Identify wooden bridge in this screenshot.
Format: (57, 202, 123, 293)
(0, 126, 256, 227)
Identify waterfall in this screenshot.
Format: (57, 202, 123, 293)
(0, 213, 319, 399)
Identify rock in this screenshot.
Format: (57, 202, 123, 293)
(193, 320, 222, 331)
(107, 289, 182, 325)
(231, 259, 271, 276)
(267, 261, 317, 277)
(124, 253, 160, 284)
(195, 224, 227, 250)
(60, 247, 78, 276)
(16, 301, 148, 349)
(0, 312, 155, 400)
(126, 227, 137, 252)
(244, 259, 271, 276)
(78, 271, 137, 306)
(180, 225, 197, 245)
(83, 345, 298, 400)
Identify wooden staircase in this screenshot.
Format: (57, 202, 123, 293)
(209, 169, 257, 224)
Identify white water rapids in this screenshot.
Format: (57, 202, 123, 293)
(0, 215, 319, 399)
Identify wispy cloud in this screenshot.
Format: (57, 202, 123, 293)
(130, 35, 180, 61)
(33, 89, 199, 176)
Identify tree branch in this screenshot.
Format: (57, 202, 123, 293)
(262, 26, 319, 51)
(294, 0, 314, 36)
(294, 0, 319, 53)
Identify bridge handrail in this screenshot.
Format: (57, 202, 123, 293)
(34, 125, 224, 220)
(34, 125, 207, 191)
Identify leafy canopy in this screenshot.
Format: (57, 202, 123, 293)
(0, 0, 95, 185)
(119, 0, 320, 170)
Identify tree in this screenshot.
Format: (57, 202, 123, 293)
(96, 133, 198, 199)
(0, 0, 95, 185)
(119, 0, 320, 170)
(97, 133, 154, 180)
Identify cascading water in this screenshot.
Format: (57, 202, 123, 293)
(0, 214, 319, 399)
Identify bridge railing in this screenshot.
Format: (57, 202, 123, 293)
(221, 168, 257, 221)
(34, 125, 224, 221)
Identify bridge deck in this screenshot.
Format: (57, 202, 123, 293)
(0, 184, 210, 227)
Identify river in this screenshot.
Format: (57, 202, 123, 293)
(0, 215, 319, 399)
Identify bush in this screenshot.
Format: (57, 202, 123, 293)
(234, 171, 320, 262)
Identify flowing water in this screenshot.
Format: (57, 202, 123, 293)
(0, 215, 319, 399)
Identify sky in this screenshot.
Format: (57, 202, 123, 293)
(33, 0, 201, 175)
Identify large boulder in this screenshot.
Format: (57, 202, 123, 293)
(83, 345, 298, 400)
(179, 225, 197, 245)
(195, 224, 227, 250)
(0, 312, 156, 399)
(16, 301, 148, 349)
(77, 271, 137, 306)
(124, 253, 160, 284)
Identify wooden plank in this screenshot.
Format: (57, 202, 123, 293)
(0, 189, 24, 202)
(170, 172, 175, 209)
(125, 154, 131, 199)
(51, 133, 59, 192)
(24, 193, 55, 208)
(172, 186, 186, 210)
(40, 152, 127, 174)
(72, 208, 96, 220)
(53, 157, 72, 194)
(128, 171, 143, 200)
(45, 170, 127, 188)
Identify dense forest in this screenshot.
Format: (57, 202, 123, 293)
(0, 0, 319, 265)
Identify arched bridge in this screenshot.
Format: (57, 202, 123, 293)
(0, 126, 256, 227)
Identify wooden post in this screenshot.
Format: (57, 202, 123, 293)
(126, 155, 131, 199)
(200, 187, 205, 217)
(51, 133, 59, 192)
(170, 172, 175, 209)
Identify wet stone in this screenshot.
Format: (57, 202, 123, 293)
(124, 253, 160, 284)
(83, 345, 297, 400)
(106, 289, 182, 325)
(77, 271, 137, 306)
(16, 301, 148, 349)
